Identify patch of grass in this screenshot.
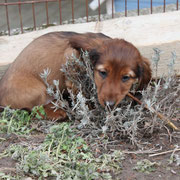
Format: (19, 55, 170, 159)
(0, 106, 45, 134)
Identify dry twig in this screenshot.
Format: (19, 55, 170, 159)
(149, 148, 180, 157)
(122, 148, 162, 155)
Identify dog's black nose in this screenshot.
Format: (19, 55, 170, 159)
(105, 101, 116, 110)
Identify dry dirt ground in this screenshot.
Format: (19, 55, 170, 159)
(0, 118, 180, 180)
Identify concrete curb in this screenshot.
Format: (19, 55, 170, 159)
(0, 11, 180, 76)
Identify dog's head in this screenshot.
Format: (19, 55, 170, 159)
(69, 36, 151, 109)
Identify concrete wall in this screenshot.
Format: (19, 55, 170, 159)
(0, 11, 180, 76)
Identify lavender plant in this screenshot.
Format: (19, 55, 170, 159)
(152, 48, 162, 81)
(40, 50, 179, 146)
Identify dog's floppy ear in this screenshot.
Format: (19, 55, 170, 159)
(69, 36, 96, 51)
(137, 57, 152, 90)
(69, 37, 101, 66)
(69, 37, 89, 52)
(89, 49, 101, 66)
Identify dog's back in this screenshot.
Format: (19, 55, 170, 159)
(0, 32, 110, 110)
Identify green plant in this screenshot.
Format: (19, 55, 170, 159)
(21, 151, 53, 177)
(0, 172, 17, 180)
(0, 106, 45, 134)
(133, 159, 160, 173)
(3, 123, 123, 179)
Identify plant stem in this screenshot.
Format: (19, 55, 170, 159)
(127, 93, 179, 131)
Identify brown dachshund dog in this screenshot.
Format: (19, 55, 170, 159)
(0, 31, 151, 119)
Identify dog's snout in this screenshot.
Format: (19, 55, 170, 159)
(105, 101, 116, 110)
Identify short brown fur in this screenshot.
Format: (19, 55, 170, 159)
(0, 32, 151, 119)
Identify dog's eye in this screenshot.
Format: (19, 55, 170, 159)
(99, 70, 107, 79)
(122, 75, 130, 82)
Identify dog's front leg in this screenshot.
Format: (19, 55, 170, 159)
(43, 102, 67, 121)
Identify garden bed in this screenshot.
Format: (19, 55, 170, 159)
(0, 49, 179, 179)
